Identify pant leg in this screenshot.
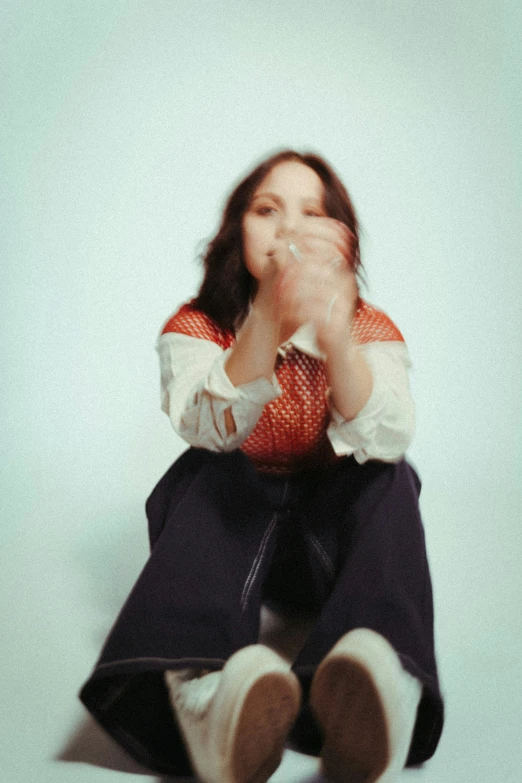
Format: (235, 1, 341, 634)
(286, 457, 444, 766)
(80, 448, 282, 776)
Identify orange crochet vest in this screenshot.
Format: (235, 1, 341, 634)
(162, 300, 404, 474)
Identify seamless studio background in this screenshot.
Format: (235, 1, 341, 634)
(1, 2, 520, 781)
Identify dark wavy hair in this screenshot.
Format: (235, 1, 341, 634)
(194, 149, 364, 333)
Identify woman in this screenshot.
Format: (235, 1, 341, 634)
(80, 149, 444, 783)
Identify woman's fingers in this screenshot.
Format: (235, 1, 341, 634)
(272, 219, 356, 271)
(290, 219, 355, 266)
(276, 255, 354, 323)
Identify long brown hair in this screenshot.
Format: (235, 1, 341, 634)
(194, 149, 364, 332)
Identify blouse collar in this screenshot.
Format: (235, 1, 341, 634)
(278, 322, 326, 360)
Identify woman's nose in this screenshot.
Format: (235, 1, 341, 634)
(275, 212, 299, 240)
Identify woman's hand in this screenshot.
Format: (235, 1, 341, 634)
(275, 218, 359, 354)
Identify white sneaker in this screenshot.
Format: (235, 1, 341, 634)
(310, 629, 422, 783)
(165, 644, 301, 783)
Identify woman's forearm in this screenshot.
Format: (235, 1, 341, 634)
(223, 308, 280, 435)
(225, 307, 280, 386)
(326, 339, 373, 421)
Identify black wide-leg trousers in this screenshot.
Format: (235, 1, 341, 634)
(80, 448, 444, 776)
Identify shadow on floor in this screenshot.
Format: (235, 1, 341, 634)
(56, 714, 327, 782)
(56, 714, 195, 781)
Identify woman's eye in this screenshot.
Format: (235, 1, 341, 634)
(304, 210, 322, 217)
(256, 206, 276, 216)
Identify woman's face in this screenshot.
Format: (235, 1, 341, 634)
(242, 160, 326, 280)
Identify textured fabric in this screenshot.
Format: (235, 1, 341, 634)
(158, 299, 414, 472)
(242, 346, 333, 473)
(162, 304, 236, 349)
(79, 449, 444, 775)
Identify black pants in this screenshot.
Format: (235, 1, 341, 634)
(80, 448, 444, 776)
